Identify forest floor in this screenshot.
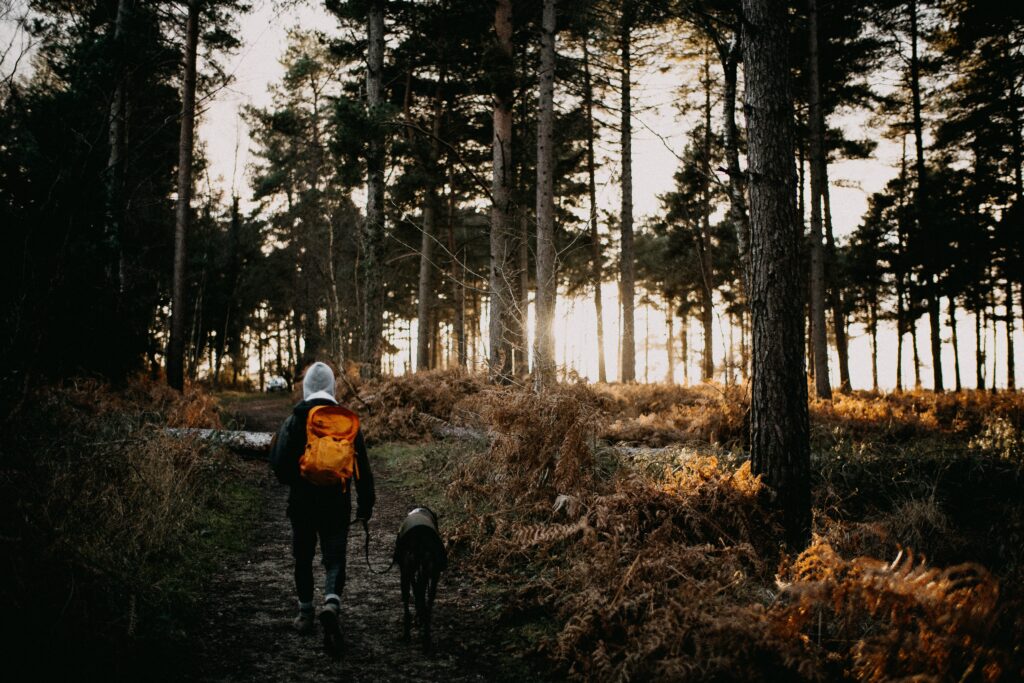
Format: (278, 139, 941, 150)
(8, 375, 1021, 680)
(192, 393, 544, 683)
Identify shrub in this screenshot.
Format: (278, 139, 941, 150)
(0, 378, 254, 678)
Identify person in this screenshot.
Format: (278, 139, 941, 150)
(269, 361, 374, 653)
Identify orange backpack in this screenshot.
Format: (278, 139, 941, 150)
(299, 405, 361, 488)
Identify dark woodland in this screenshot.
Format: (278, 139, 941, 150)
(0, 0, 1022, 680)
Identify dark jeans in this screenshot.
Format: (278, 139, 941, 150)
(291, 517, 349, 604)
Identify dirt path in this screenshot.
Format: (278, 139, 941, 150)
(192, 396, 540, 682)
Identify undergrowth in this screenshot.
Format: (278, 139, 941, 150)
(368, 374, 1024, 681)
(351, 370, 1024, 459)
(0, 378, 259, 679)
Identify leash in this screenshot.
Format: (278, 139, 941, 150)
(351, 518, 395, 575)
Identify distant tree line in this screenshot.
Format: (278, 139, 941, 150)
(0, 0, 1019, 399)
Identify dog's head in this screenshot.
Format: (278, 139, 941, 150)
(408, 506, 439, 527)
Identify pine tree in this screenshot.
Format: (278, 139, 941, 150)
(743, 0, 812, 548)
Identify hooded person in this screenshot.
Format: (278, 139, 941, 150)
(269, 361, 375, 655)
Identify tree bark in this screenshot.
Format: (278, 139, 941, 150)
(416, 199, 436, 371)
(699, 57, 715, 382)
(446, 165, 466, 368)
(908, 0, 943, 392)
(489, 0, 515, 382)
(1008, 282, 1017, 391)
(975, 306, 986, 390)
(583, 29, 607, 383)
(721, 37, 750, 288)
(666, 298, 675, 384)
(516, 210, 529, 377)
(681, 315, 689, 385)
(361, 0, 386, 377)
(533, 0, 557, 389)
(949, 297, 962, 391)
(896, 284, 905, 391)
(417, 85, 444, 372)
(167, 0, 199, 391)
(743, 0, 812, 549)
(822, 173, 851, 391)
(807, 0, 832, 399)
(618, 2, 636, 383)
(912, 315, 923, 388)
(106, 0, 130, 295)
(870, 297, 879, 391)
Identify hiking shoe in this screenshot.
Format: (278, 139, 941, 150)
(293, 610, 315, 635)
(319, 602, 342, 659)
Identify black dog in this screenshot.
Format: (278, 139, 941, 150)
(394, 506, 447, 652)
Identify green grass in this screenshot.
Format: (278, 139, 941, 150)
(370, 441, 466, 520)
(148, 477, 263, 628)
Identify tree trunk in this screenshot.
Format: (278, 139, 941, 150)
(896, 285, 905, 391)
(912, 316, 923, 389)
(644, 304, 650, 383)
(619, 3, 636, 383)
(989, 292, 998, 392)
(416, 196, 436, 371)
(822, 172, 851, 391)
(681, 315, 689, 385)
(258, 331, 265, 392)
(699, 57, 715, 382)
(666, 298, 675, 384)
(807, 0, 832, 399)
(515, 210, 529, 377)
(417, 86, 444, 372)
(908, 0, 943, 392)
(489, 0, 515, 382)
(583, 29, 607, 383)
(950, 297, 962, 391)
(743, 0, 812, 549)
(361, 0, 386, 377)
(726, 312, 735, 386)
(976, 307, 986, 390)
(167, 0, 199, 391)
(1008, 282, 1017, 391)
(533, 0, 557, 389)
(870, 298, 879, 391)
(447, 166, 466, 368)
(721, 38, 750, 288)
(740, 307, 749, 381)
(106, 0, 130, 295)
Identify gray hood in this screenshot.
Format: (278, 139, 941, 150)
(302, 362, 337, 402)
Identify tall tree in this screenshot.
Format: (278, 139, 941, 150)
(168, 0, 200, 391)
(618, 0, 637, 382)
(582, 22, 607, 383)
(416, 75, 445, 372)
(105, 0, 131, 296)
(908, 0, 944, 391)
(361, 0, 387, 377)
(806, 0, 832, 398)
(743, 0, 812, 548)
(489, 0, 516, 382)
(534, 0, 557, 387)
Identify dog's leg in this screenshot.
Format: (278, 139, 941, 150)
(414, 562, 431, 653)
(423, 568, 439, 654)
(401, 566, 412, 642)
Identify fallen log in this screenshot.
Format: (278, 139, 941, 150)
(165, 428, 273, 456)
(418, 413, 489, 441)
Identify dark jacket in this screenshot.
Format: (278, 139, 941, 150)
(269, 397, 375, 523)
